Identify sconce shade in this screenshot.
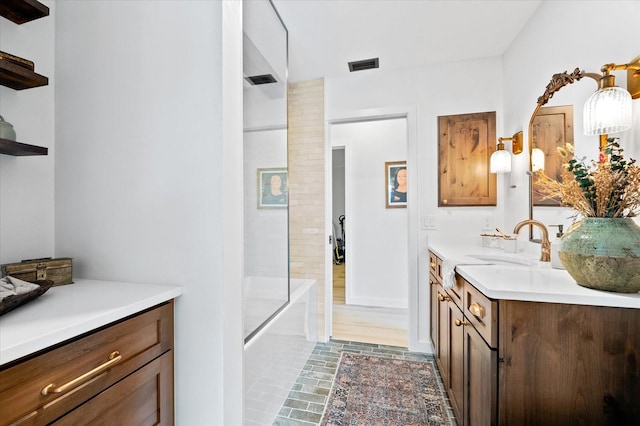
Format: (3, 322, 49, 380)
(531, 147, 545, 172)
(490, 146, 511, 173)
(583, 85, 632, 135)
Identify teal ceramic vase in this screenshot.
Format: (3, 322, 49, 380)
(558, 218, 640, 293)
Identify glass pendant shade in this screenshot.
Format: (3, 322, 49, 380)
(490, 149, 511, 173)
(531, 148, 545, 172)
(583, 86, 632, 135)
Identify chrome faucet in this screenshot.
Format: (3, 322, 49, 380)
(513, 220, 551, 262)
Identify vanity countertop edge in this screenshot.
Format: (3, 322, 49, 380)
(0, 279, 183, 366)
(429, 242, 640, 309)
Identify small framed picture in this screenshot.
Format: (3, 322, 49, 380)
(258, 168, 288, 209)
(385, 161, 407, 208)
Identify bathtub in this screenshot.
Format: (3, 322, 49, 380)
(243, 278, 318, 426)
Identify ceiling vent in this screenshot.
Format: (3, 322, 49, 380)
(348, 57, 379, 72)
(245, 74, 277, 85)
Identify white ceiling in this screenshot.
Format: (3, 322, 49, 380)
(272, 0, 542, 82)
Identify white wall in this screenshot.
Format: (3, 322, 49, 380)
(326, 57, 504, 346)
(0, 0, 55, 264)
(54, 1, 243, 424)
(331, 118, 408, 308)
(503, 0, 640, 234)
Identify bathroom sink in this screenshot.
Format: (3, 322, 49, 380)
(468, 254, 538, 267)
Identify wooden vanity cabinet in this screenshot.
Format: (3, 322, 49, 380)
(429, 251, 497, 426)
(0, 301, 174, 426)
(429, 249, 640, 425)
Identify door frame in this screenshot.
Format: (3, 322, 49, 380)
(324, 106, 426, 352)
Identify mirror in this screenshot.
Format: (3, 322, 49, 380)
(243, 0, 289, 342)
(527, 69, 605, 239)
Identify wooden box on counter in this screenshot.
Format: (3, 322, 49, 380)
(1, 257, 73, 286)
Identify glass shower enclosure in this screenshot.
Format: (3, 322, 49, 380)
(242, 0, 289, 343)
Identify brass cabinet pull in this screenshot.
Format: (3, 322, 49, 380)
(455, 319, 470, 327)
(429, 279, 437, 285)
(41, 351, 122, 396)
(438, 293, 451, 302)
(469, 303, 486, 318)
(430, 261, 436, 270)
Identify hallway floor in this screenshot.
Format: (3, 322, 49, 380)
(271, 340, 456, 426)
(332, 263, 409, 347)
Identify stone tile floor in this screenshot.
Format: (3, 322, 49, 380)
(272, 339, 457, 425)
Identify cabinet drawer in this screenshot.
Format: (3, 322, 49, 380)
(0, 302, 174, 426)
(463, 281, 497, 348)
(444, 274, 465, 311)
(429, 251, 443, 283)
(52, 351, 174, 426)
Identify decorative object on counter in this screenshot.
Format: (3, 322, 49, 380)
(1, 257, 73, 286)
(0, 277, 52, 316)
(0, 114, 16, 141)
(559, 218, 640, 292)
(536, 139, 640, 292)
(438, 111, 497, 206)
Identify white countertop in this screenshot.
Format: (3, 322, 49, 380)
(0, 279, 182, 366)
(429, 243, 640, 309)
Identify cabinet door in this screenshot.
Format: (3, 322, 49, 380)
(52, 351, 174, 426)
(436, 289, 450, 386)
(464, 324, 497, 426)
(448, 302, 465, 423)
(429, 275, 439, 355)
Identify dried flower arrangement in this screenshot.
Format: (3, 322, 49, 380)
(535, 138, 640, 218)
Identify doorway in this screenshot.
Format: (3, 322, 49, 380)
(327, 116, 411, 347)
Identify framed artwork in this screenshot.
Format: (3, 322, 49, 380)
(438, 111, 497, 206)
(385, 161, 407, 208)
(257, 168, 288, 209)
(532, 105, 574, 206)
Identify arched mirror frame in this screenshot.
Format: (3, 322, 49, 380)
(527, 68, 604, 240)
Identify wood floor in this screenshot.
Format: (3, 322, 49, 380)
(332, 263, 409, 348)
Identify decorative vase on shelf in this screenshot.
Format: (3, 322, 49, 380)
(558, 218, 640, 293)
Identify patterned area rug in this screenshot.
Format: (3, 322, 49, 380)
(321, 352, 452, 425)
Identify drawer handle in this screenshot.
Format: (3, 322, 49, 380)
(429, 279, 437, 285)
(430, 261, 436, 269)
(469, 303, 486, 319)
(41, 351, 122, 396)
(438, 293, 451, 302)
(455, 319, 470, 327)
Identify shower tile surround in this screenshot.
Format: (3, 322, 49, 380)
(288, 78, 326, 340)
(272, 340, 457, 426)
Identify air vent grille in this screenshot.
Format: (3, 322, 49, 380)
(246, 74, 277, 85)
(348, 57, 379, 72)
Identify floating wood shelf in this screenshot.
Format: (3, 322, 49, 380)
(0, 57, 47, 90)
(0, 137, 47, 156)
(0, 0, 49, 24)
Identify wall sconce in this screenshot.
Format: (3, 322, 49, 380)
(490, 131, 523, 174)
(531, 146, 545, 172)
(584, 55, 640, 135)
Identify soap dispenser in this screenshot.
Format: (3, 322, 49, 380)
(549, 224, 565, 269)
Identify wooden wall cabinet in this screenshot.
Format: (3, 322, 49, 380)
(437, 112, 497, 206)
(0, 301, 175, 426)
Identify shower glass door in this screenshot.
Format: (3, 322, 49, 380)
(242, 0, 289, 342)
